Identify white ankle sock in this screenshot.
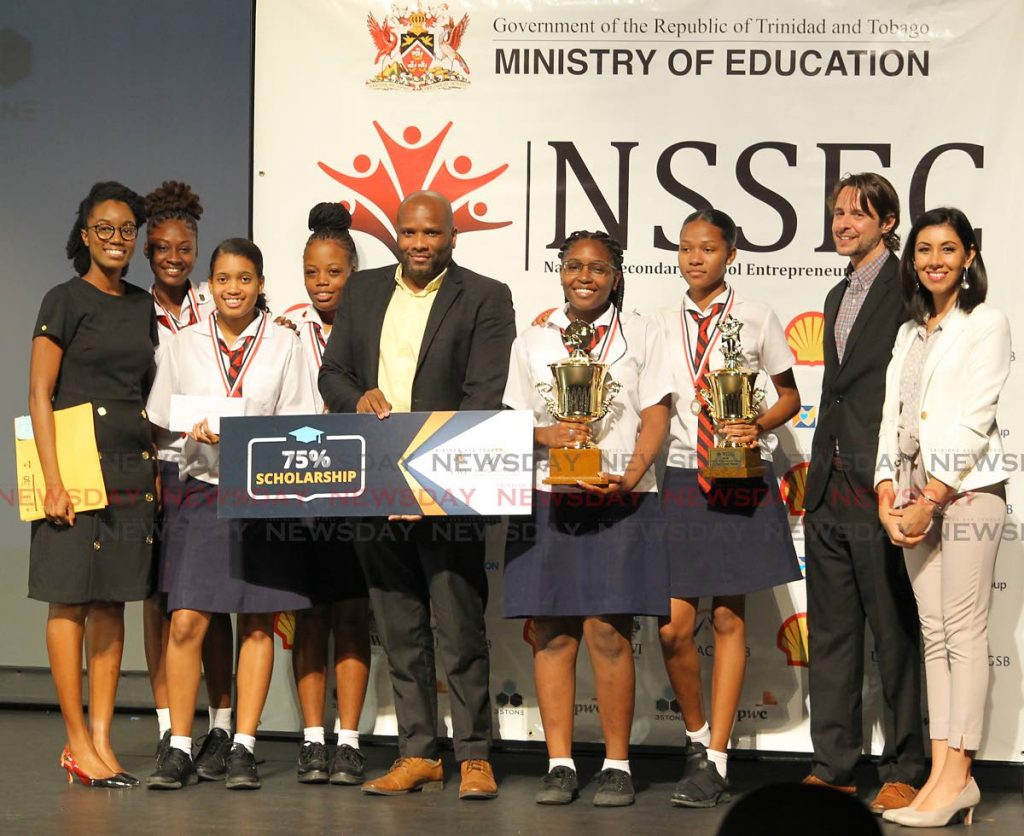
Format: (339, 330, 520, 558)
(303, 726, 325, 745)
(209, 707, 232, 733)
(549, 757, 575, 773)
(337, 728, 360, 750)
(233, 733, 256, 754)
(707, 748, 728, 778)
(156, 707, 171, 738)
(602, 758, 630, 775)
(170, 735, 192, 755)
(688, 722, 711, 748)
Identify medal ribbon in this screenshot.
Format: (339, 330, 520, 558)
(685, 298, 729, 493)
(154, 282, 200, 334)
(210, 312, 267, 398)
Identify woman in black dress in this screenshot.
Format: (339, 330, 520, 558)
(28, 181, 156, 787)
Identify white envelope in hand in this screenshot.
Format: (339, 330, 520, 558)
(169, 394, 247, 434)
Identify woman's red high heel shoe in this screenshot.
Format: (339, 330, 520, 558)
(59, 746, 132, 788)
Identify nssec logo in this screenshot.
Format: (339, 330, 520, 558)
(792, 403, 818, 429)
(319, 121, 510, 258)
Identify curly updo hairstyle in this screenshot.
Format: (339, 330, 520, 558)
(144, 180, 203, 235)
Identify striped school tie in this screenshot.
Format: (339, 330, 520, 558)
(690, 303, 725, 493)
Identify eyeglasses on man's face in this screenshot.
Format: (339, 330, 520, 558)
(87, 222, 139, 241)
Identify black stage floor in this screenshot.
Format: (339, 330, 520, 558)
(1, 709, 1021, 835)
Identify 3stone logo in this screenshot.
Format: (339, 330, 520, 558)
(655, 686, 680, 716)
(495, 680, 524, 709)
(0, 28, 31, 90)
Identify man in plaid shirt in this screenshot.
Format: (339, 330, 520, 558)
(801, 173, 926, 814)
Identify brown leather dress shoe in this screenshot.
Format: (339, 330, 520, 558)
(802, 774, 858, 795)
(459, 759, 498, 799)
(869, 781, 918, 814)
(362, 757, 443, 795)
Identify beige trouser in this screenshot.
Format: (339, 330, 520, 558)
(902, 488, 1005, 751)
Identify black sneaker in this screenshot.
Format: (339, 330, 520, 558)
(671, 757, 730, 808)
(680, 739, 708, 780)
(297, 741, 329, 784)
(154, 729, 171, 768)
(593, 768, 635, 807)
(535, 766, 578, 805)
(147, 747, 198, 790)
(329, 744, 366, 785)
(225, 743, 261, 790)
(194, 728, 232, 781)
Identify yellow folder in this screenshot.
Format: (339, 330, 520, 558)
(14, 403, 108, 522)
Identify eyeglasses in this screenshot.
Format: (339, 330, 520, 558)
(87, 222, 138, 241)
(560, 260, 615, 278)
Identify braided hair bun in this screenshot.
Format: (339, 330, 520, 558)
(145, 181, 203, 231)
(308, 202, 352, 234)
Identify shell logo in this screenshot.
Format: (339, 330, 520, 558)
(777, 612, 809, 667)
(274, 611, 296, 650)
(523, 618, 537, 652)
(780, 461, 810, 516)
(786, 312, 825, 366)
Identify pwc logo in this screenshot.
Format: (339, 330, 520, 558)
(786, 312, 825, 366)
(319, 121, 510, 258)
(777, 612, 809, 667)
(780, 461, 810, 516)
(274, 611, 296, 650)
(367, 4, 471, 91)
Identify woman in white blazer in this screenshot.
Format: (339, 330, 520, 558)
(874, 207, 1010, 828)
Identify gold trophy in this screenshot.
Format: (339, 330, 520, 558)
(697, 315, 766, 479)
(537, 320, 621, 485)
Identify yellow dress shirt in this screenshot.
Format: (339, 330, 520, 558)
(377, 265, 446, 412)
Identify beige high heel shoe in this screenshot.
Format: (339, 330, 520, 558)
(888, 778, 979, 828)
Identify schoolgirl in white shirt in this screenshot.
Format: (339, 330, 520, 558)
(503, 230, 672, 807)
(145, 238, 316, 791)
(654, 209, 802, 807)
(141, 180, 232, 774)
(287, 203, 372, 787)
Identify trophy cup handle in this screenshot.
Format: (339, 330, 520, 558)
(536, 382, 559, 420)
(698, 387, 718, 422)
(595, 380, 622, 420)
(751, 387, 767, 413)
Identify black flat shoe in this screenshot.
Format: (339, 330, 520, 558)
(194, 728, 232, 781)
(593, 768, 635, 807)
(297, 741, 329, 784)
(329, 744, 366, 785)
(147, 748, 198, 790)
(535, 766, 578, 805)
(225, 744, 261, 790)
(671, 758, 731, 808)
(114, 772, 140, 787)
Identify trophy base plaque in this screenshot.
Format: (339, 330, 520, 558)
(701, 447, 765, 480)
(544, 447, 608, 485)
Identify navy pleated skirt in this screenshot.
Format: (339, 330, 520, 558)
(661, 465, 802, 598)
(161, 476, 311, 614)
(503, 491, 670, 618)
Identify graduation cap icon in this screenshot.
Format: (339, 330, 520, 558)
(289, 426, 325, 444)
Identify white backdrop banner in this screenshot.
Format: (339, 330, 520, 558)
(253, 0, 1024, 761)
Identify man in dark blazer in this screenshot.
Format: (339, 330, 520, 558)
(802, 173, 925, 812)
(319, 191, 516, 800)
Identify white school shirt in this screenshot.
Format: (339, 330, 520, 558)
(654, 287, 794, 469)
(152, 280, 216, 462)
(293, 304, 332, 413)
(503, 304, 672, 493)
(146, 311, 318, 484)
